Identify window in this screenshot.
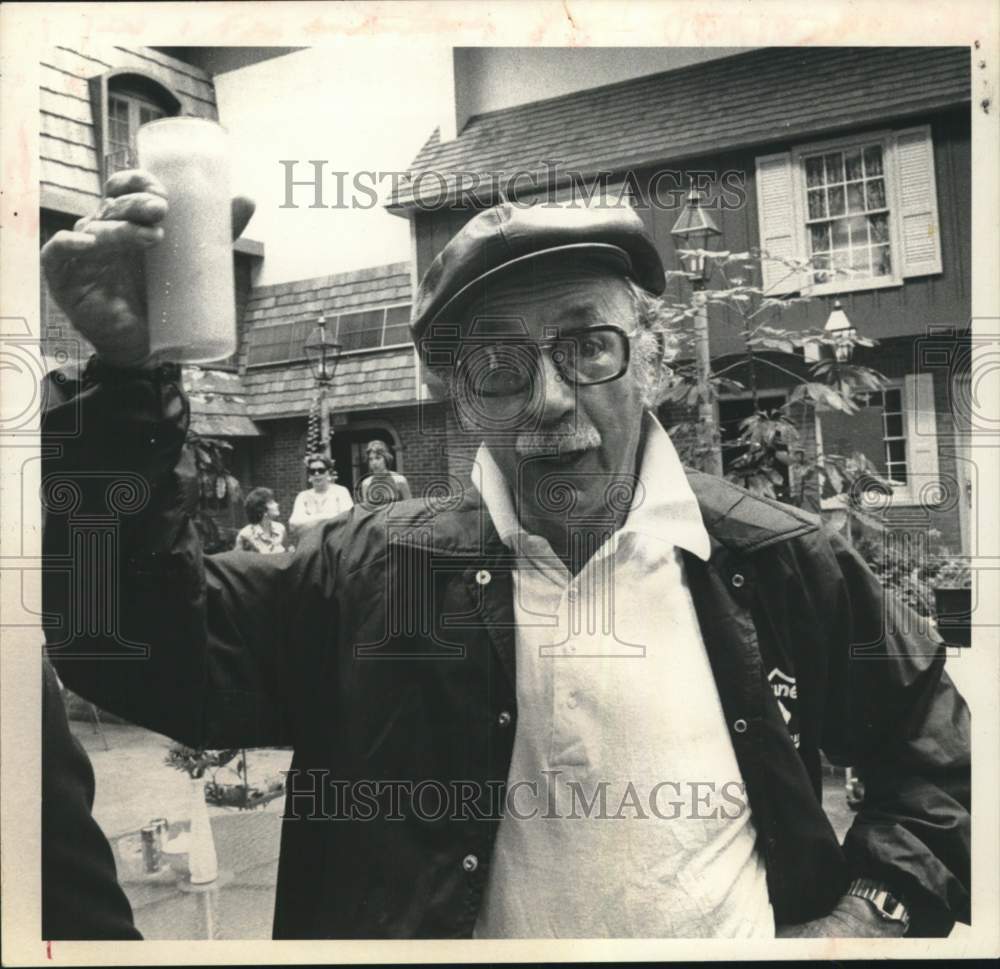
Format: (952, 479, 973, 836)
(804, 144, 892, 285)
(853, 388, 909, 485)
(338, 310, 385, 353)
(756, 126, 942, 296)
(818, 374, 939, 506)
(89, 70, 182, 182)
(246, 304, 412, 368)
(106, 92, 166, 174)
(383, 305, 413, 347)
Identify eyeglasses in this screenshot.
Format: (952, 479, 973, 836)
(308, 467, 329, 475)
(456, 324, 632, 401)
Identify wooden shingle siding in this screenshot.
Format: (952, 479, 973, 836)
(40, 44, 217, 216)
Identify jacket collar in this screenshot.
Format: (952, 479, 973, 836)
(386, 434, 821, 560)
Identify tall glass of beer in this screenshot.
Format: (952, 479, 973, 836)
(137, 117, 236, 363)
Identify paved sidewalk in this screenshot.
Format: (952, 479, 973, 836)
(72, 720, 290, 939)
(72, 720, 880, 939)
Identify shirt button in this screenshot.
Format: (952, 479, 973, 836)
(497, 710, 512, 727)
(567, 693, 578, 709)
(733, 718, 748, 734)
(462, 853, 479, 873)
(731, 573, 745, 589)
(567, 587, 578, 602)
(475, 570, 491, 586)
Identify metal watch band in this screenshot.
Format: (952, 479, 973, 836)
(847, 877, 911, 931)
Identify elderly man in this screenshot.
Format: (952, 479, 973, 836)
(40, 172, 969, 940)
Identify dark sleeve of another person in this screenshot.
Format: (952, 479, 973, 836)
(42, 659, 142, 940)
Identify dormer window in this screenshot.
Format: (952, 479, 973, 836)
(107, 91, 167, 174)
(89, 70, 182, 181)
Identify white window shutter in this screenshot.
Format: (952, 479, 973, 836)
(755, 152, 802, 295)
(894, 126, 943, 278)
(904, 372, 939, 502)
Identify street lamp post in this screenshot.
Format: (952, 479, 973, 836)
(304, 314, 342, 461)
(824, 299, 857, 363)
(671, 185, 724, 477)
(823, 299, 858, 545)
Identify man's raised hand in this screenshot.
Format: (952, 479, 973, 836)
(41, 170, 255, 369)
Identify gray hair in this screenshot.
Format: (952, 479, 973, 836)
(624, 279, 677, 408)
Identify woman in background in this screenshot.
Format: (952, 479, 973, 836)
(359, 440, 411, 509)
(288, 455, 354, 543)
(234, 487, 288, 554)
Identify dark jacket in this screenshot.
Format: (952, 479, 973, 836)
(42, 659, 142, 940)
(42, 362, 970, 939)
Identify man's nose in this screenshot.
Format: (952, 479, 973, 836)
(534, 350, 575, 422)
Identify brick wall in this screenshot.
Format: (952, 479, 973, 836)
(245, 404, 458, 523)
(248, 418, 309, 519)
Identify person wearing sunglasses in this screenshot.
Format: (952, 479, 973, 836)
(288, 454, 353, 544)
(40, 183, 968, 941)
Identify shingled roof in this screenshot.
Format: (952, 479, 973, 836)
(184, 368, 261, 437)
(388, 46, 970, 210)
(239, 261, 415, 418)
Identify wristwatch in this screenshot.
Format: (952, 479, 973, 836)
(846, 878, 911, 933)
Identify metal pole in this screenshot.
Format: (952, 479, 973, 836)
(692, 283, 723, 477)
(319, 383, 332, 461)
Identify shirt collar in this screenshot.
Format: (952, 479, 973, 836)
(471, 412, 711, 562)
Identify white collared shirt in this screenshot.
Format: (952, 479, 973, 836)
(473, 415, 774, 938)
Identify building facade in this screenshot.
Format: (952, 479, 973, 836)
(37, 45, 457, 544)
(388, 46, 974, 553)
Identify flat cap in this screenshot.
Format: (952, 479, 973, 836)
(410, 202, 666, 346)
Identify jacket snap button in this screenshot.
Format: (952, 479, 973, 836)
(731, 573, 745, 589)
(497, 710, 512, 727)
(733, 718, 748, 734)
(475, 570, 492, 586)
(462, 853, 479, 873)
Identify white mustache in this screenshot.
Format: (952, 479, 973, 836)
(515, 424, 602, 457)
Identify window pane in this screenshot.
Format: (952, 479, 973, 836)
(872, 245, 892, 276)
(382, 305, 412, 346)
(109, 96, 128, 121)
(884, 388, 902, 411)
(885, 414, 903, 437)
(828, 185, 845, 217)
(139, 105, 165, 128)
(887, 464, 907, 484)
(844, 150, 863, 181)
(833, 249, 850, 272)
(248, 325, 294, 365)
(866, 178, 886, 210)
(805, 156, 825, 188)
(289, 320, 312, 361)
(832, 219, 850, 248)
(848, 216, 869, 246)
(850, 248, 870, 273)
(863, 145, 884, 176)
(847, 182, 866, 214)
(809, 223, 831, 252)
(808, 190, 827, 220)
(869, 212, 889, 243)
(811, 253, 831, 283)
(824, 153, 844, 183)
(887, 439, 907, 463)
(337, 310, 384, 352)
